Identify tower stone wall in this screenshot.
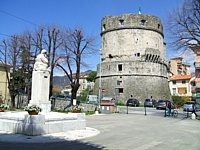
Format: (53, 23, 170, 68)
(94, 14, 171, 103)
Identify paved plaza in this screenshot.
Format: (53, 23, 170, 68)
(0, 109, 200, 150)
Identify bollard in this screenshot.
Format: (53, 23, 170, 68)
(127, 105, 128, 114)
(187, 108, 189, 118)
(144, 102, 147, 116)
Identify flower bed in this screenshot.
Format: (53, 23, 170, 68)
(24, 105, 42, 113)
(0, 104, 9, 111)
(70, 105, 83, 113)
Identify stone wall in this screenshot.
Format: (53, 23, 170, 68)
(53, 99, 97, 111)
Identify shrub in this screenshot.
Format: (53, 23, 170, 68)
(172, 95, 185, 108)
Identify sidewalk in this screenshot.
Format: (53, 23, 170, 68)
(0, 113, 200, 150)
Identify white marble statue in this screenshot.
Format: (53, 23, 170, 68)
(30, 49, 51, 113)
(34, 49, 49, 71)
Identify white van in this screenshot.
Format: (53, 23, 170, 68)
(87, 95, 98, 104)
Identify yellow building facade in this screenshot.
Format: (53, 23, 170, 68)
(0, 62, 10, 104)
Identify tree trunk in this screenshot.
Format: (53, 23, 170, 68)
(10, 95, 16, 108)
(71, 82, 80, 105)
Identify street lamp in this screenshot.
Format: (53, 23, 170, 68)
(98, 49, 102, 109)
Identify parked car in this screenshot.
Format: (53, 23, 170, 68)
(156, 100, 169, 110)
(183, 101, 200, 112)
(56, 94, 71, 101)
(126, 98, 140, 107)
(144, 99, 157, 107)
(156, 100, 176, 110)
(101, 97, 115, 103)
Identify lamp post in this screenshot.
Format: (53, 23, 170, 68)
(98, 49, 102, 109)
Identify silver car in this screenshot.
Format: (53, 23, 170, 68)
(183, 101, 200, 112)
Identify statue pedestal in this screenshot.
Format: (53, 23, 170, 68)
(29, 70, 51, 113)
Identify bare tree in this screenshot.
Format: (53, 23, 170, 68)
(31, 25, 63, 97)
(56, 27, 96, 104)
(166, 0, 200, 52)
(19, 31, 34, 102)
(0, 35, 21, 107)
(44, 26, 63, 97)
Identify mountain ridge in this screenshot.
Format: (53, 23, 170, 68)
(53, 70, 93, 87)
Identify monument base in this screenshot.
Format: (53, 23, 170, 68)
(0, 112, 86, 136)
(29, 70, 51, 113)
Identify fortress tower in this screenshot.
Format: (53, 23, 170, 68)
(94, 14, 171, 103)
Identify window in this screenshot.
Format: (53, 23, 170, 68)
(115, 88, 124, 95)
(82, 85, 86, 89)
(117, 80, 122, 85)
(119, 88, 123, 93)
(118, 64, 122, 71)
(191, 82, 196, 86)
(158, 24, 160, 29)
(178, 87, 187, 94)
(135, 53, 140, 57)
(182, 80, 186, 84)
(141, 20, 146, 26)
(103, 24, 106, 30)
(119, 20, 124, 26)
(109, 54, 113, 58)
(172, 81, 176, 85)
(172, 88, 176, 95)
(83, 79, 86, 83)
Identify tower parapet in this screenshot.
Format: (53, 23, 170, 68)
(101, 14, 163, 37)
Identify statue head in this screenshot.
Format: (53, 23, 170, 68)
(41, 49, 47, 54)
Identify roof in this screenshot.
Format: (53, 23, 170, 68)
(169, 57, 183, 60)
(170, 74, 195, 81)
(0, 62, 11, 67)
(53, 87, 63, 92)
(72, 73, 87, 79)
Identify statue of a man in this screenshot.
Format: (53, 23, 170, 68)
(34, 49, 49, 71)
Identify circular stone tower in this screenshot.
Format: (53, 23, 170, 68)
(94, 14, 171, 103)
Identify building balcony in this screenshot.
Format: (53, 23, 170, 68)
(194, 62, 200, 69)
(176, 93, 191, 97)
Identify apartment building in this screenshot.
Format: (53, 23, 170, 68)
(191, 44, 200, 102)
(75, 74, 94, 96)
(169, 57, 190, 76)
(169, 74, 195, 97)
(168, 57, 195, 99)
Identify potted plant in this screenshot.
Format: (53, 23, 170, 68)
(0, 104, 9, 112)
(24, 105, 42, 115)
(70, 105, 82, 113)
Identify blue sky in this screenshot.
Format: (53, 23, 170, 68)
(0, 0, 194, 74)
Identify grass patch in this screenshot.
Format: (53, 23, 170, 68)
(116, 102, 126, 106)
(53, 109, 100, 115)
